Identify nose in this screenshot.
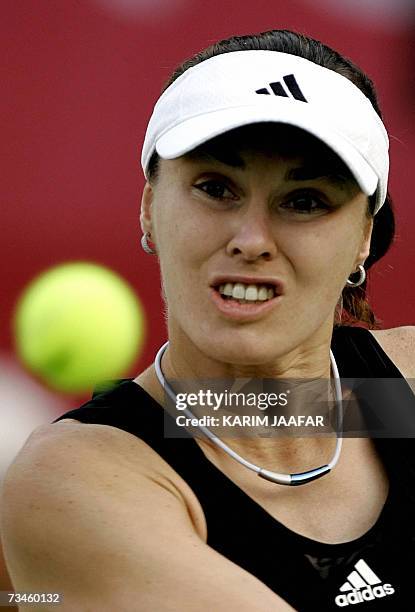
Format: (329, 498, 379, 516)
(226, 210, 278, 262)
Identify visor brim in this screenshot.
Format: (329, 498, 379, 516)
(154, 104, 379, 201)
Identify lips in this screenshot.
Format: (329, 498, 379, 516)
(209, 281, 284, 321)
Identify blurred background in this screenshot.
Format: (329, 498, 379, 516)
(1, 0, 414, 605)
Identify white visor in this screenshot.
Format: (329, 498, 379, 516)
(141, 51, 389, 214)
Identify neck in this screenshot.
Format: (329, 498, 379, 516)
(148, 324, 340, 472)
(164, 319, 334, 380)
(136, 360, 339, 470)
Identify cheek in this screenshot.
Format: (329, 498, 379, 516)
(153, 197, 214, 309)
(282, 221, 360, 294)
(155, 182, 224, 264)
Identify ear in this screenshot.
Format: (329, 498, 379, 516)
(140, 182, 155, 236)
(355, 214, 374, 266)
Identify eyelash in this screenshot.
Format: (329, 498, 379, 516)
(193, 179, 330, 214)
(280, 195, 329, 214)
(194, 180, 236, 201)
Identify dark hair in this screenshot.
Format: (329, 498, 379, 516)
(147, 29, 395, 329)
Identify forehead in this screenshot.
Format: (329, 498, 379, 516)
(180, 123, 354, 179)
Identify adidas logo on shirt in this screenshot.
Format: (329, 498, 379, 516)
(255, 74, 308, 102)
(334, 559, 395, 607)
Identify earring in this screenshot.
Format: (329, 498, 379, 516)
(141, 232, 156, 255)
(346, 264, 366, 287)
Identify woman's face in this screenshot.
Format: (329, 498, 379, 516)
(142, 125, 373, 367)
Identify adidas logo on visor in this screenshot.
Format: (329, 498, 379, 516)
(334, 559, 395, 607)
(255, 74, 308, 102)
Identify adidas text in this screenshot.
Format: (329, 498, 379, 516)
(335, 584, 395, 607)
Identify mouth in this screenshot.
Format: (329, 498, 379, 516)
(210, 278, 283, 305)
(209, 278, 284, 320)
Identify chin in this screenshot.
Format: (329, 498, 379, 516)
(200, 331, 281, 367)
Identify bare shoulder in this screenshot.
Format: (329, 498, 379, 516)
(1, 420, 294, 611)
(3, 418, 207, 541)
(368, 325, 415, 380)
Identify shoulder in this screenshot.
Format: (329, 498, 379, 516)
(368, 325, 415, 378)
(1, 420, 177, 505)
(18, 418, 206, 537)
(0, 423, 212, 608)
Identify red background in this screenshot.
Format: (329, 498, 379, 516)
(2, 0, 415, 387)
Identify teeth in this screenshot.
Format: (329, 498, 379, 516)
(232, 283, 246, 299)
(258, 286, 268, 301)
(223, 283, 234, 296)
(245, 285, 258, 301)
(218, 282, 276, 302)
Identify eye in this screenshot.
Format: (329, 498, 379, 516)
(280, 192, 330, 215)
(193, 179, 236, 201)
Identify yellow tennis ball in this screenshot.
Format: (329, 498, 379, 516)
(13, 262, 146, 394)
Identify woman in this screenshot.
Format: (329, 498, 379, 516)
(2, 30, 414, 611)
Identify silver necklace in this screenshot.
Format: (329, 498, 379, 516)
(154, 341, 343, 486)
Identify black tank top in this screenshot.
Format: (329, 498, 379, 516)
(53, 326, 415, 611)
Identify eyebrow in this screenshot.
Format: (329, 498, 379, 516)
(286, 166, 353, 188)
(185, 149, 353, 188)
(185, 149, 245, 168)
